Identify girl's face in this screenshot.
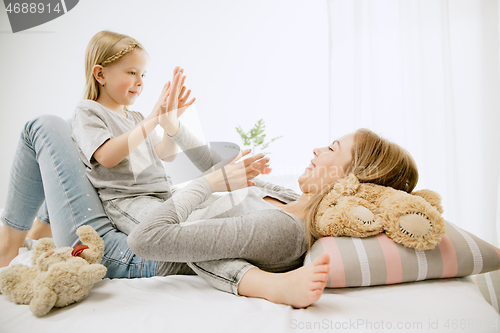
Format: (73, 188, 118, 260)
(298, 133, 355, 195)
(101, 49, 149, 107)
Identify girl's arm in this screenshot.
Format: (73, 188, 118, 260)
(95, 66, 194, 167)
(93, 77, 173, 168)
(93, 116, 159, 168)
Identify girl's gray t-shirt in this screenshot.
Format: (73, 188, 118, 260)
(71, 100, 172, 201)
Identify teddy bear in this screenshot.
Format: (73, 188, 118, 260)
(0, 225, 107, 317)
(313, 173, 446, 251)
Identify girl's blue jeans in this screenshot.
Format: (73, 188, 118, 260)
(1, 115, 157, 278)
(1, 115, 255, 294)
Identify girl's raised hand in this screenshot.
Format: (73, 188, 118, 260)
(158, 66, 196, 135)
(158, 69, 182, 135)
(204, 150, 270, 193)
(146, 81, 171, 126)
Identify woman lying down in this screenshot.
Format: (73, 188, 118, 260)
(127, 125, 418, 308)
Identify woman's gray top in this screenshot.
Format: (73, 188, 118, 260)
(127, 121, 309, 274)
(128, 176, 308, 273)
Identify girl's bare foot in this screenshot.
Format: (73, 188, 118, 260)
(0, 225, 29, 268)
(26, 219, 52, 240)
(238, 253, 330, 308)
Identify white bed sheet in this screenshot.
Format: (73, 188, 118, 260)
(1, 274, 499, 333)
(1, 210, 499, 332)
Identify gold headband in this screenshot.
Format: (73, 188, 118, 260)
(100, 43, 139, 66)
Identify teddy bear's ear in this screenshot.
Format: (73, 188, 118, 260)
(333, 173, 360, 195)
(31, 238, 56, 266)
(412, 189, 444, 214)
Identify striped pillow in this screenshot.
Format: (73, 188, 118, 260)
(304, 221, 500, 288)
(473, 271, 500, 313)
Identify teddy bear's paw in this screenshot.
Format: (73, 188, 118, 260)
(76, 226, 105, 264)
(349, 205, 384, 236)
(0, 265, 36, 304)
(388, 211, 446, 250)
(351, 205, 376, 225)
(398, 212, 432, 238)
(30, 287, 57, 317)
(79, 264, 107, 283)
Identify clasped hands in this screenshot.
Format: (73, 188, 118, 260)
(149, 66, 271, 193)
(147, 66, 196, 136)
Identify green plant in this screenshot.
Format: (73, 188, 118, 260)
(235, 119, 283, 156)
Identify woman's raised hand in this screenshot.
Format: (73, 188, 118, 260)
(204, 150, 270, 193)
(177, 73, 196, 118)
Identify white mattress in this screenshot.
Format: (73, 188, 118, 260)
(1, 274, 499, 333)
(1, 210, 499, 332)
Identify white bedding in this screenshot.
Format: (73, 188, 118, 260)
(1, 273, 499, 333)
(1, 210, 499, 333)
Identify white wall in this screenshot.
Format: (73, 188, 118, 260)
(0, 0, 329, 205)
(323, 0, 500, 245)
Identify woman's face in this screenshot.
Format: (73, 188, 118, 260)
(298, 133, 355, 195)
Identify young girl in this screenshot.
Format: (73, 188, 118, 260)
(0, 30, 280, 288)
(0, 30, 202, 275)
(71, 30, 197, 235)
(21, 31, 199, 239)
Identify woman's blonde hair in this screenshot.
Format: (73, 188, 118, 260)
(83, 30, 145, 110)
(304, 128, 419, 247)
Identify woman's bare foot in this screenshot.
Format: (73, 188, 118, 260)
(238, 253, 330, 308)
(270, 253, 330, 308)
(26, 219, 52, 240)
(0, 225, 28, 268)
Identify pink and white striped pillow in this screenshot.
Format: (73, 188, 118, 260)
(304, 221, 500, 288)
(473, 271, 500, 313)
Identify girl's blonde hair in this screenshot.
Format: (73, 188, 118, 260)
(304, 128, 419, 247)
(83, 30, 145, 110)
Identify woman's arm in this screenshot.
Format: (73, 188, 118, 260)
(127, 177, 305, 265)
(166, 122, 224, 173)
(253, 179, 300, 198)
(154, 134, 179, 162)
(128, 151, 302, 264)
